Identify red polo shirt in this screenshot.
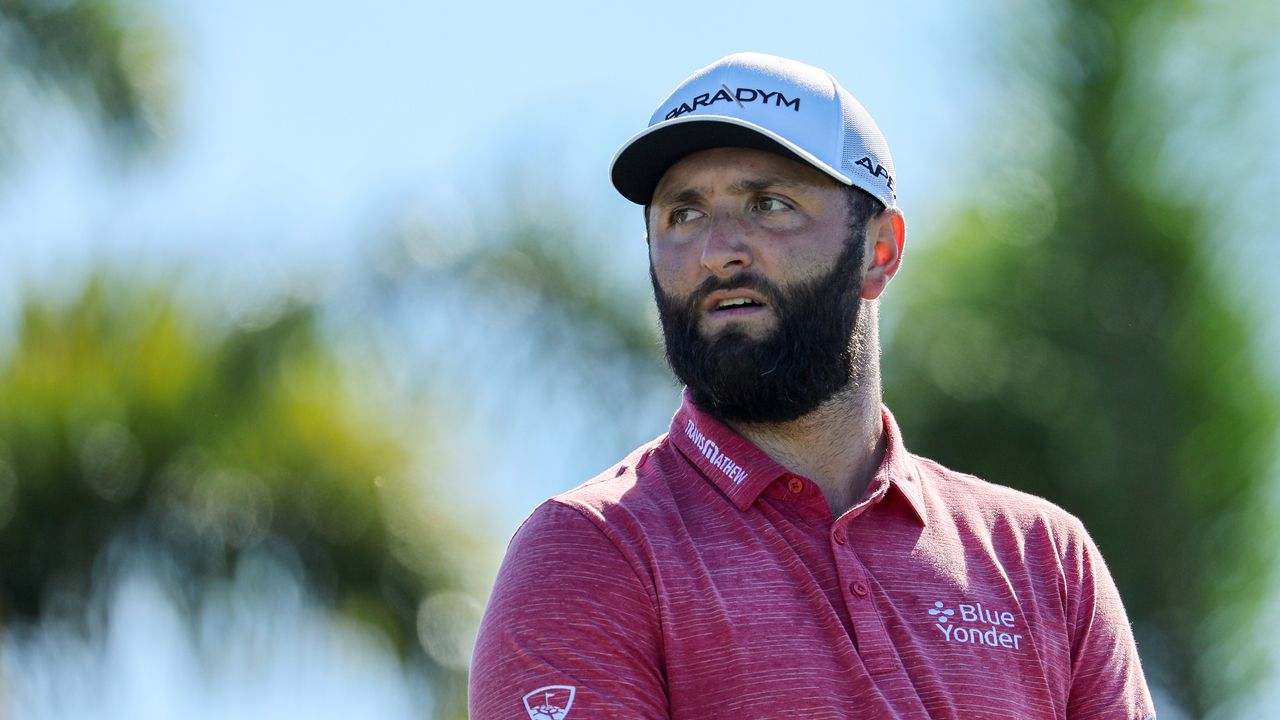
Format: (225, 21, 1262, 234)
(470, 394, 1154, 719)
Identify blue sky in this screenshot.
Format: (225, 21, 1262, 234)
(0, 0, 1007, 543)
(0, 0, 993, 282)
(2, 0, 1278, 716)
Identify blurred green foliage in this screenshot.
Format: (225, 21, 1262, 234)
(4, 0, 1275, 716)
(0, 0, 487, 713)
(884, 0, 1279, 715)
(0, 279, 472, 718)
(0, 0, 168, 154)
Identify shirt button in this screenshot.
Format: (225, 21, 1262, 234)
(850, 581, 869, 597)
(787, 477, 804, 494)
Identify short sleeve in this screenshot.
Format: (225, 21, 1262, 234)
(469, 501, 669, 720)
(1065, 529, 1157, 720)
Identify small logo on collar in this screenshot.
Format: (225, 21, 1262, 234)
(684, 419, 748, 485)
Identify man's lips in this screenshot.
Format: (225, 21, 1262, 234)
(701, 289, 770, 316)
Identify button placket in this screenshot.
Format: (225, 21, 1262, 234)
(831, 514, 853, 550)
(840, 556, 871, 602)
(835, 549, 897, 677)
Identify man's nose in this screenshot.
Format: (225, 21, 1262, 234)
(700, 213, 752, 277)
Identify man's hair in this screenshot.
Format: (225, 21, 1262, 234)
(844, 185, 885, 247)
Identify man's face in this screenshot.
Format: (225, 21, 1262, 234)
(647, 147, 872, 424)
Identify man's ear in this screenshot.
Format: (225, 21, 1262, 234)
(860, 207, 906, 300)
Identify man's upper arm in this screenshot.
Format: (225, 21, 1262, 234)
(1065, 528, 1157, 720)
(470, 501, 668, 720)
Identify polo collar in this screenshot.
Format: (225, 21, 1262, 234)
(866, 405, 928, 526)
(669, 390, 788, 511)
(668, 390, 928, 525)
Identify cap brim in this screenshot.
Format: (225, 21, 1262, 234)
(609, 115, 852, 205)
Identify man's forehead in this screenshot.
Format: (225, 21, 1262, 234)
(651, 147, 839, 204)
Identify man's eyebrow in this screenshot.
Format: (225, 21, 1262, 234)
(727, 175, 801, 194)
(653, 187, 706, 207)
(654, 175, 803, 207)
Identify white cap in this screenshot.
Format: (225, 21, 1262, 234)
(610, 52, 897, 208)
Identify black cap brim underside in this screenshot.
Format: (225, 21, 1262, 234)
(610, 120, 819, 205)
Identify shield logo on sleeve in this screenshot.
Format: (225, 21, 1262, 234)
(522, 685, 576, 720)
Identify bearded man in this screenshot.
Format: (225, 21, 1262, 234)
(470, 53, 1155, 720)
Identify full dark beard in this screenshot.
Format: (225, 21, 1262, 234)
(652, 236, 867, 424)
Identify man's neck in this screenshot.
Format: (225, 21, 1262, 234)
(726, 371, 886, 518)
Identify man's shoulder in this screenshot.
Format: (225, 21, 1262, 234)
(515, 433, 688, 542)
(553, 433, 677, 510)
(911, 453, 1090, 539)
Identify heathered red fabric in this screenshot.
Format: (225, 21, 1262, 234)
(471, 394, 1155, 719)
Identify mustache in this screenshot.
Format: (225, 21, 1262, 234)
(684, 274, 782, 314)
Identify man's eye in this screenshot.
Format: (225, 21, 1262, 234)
(754, 196, 791, 213)
(670, 208, 704, 225)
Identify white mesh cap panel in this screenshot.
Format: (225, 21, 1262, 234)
(838, 84, 896, 206)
